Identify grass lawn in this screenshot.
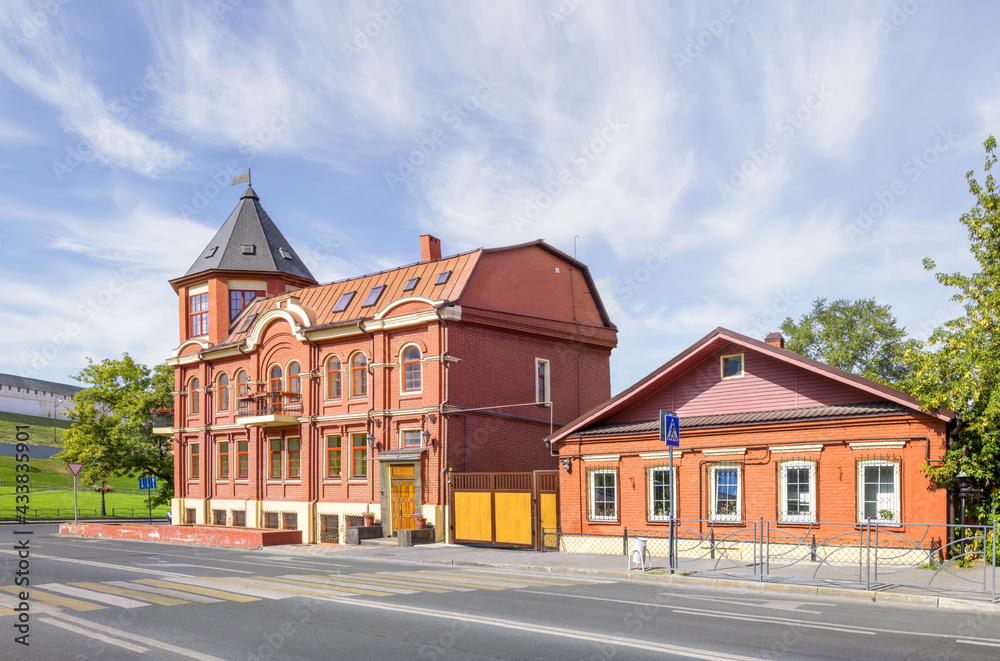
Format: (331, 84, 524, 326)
(0, 456, 153, 493)
(0, 411, 71, 447)
(0, 488, 167, 519)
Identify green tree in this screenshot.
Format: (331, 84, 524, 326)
(779, 297, 916, 385)
(58, 354, 174, 508)
(903, 135, 1000, 521)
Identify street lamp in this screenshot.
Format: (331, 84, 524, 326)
(422, 431, 431, 448)
(956, 470, 981, 559)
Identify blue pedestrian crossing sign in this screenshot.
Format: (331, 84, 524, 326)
(139, 476, 157, 490)
(660, 410, 680, 447)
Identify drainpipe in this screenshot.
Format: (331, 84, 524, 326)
(305, 333, 322, 544)
(435, 306, 451, 542)
(359, 322, 377, 509)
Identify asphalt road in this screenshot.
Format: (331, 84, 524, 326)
(1, 524, 998, 660)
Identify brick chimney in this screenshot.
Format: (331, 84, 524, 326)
(420, 234, 441, 262)
(765, 332, 785, 349)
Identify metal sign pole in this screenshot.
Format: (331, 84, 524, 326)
(148, 487, 153, 524)
(73, 473, 78, 525)
(669, 444, 675, 573)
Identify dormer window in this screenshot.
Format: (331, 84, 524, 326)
(333, 291, 356, 313)
(435, 270, 452, 285)
(404, 277, 420, 291)
(361, 285, 386, 308)
(205, 247, 218, 258)
(241, 244, 255, 255)
(279, 248, 293, 260)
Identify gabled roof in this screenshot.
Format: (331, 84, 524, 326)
(0, 373, 82, 397)
(183, 186, 316, 282)
(548, 327, 954, 445)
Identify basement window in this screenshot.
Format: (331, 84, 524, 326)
(333, 291, 356, 313)
(361, 285, 386, 307)
(435, 270, 452, 285)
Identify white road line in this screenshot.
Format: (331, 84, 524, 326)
(106, 581, 222, 603)
(384, 571, 534, 589)
(46, 611, 228, 661)
(670, 608, 876, 635)
(133, 562, 252, 574)
(521, 589, 828, 616)
(451, 569, 610, 585)
(280, 575, 418, 594)
(40, 617, 150, 653)
(161, 576, 293, 600)
(37, 583, 150, 609)
(0, 549, 187, 577)
(236, 576, 359, 598)
(297, 594, 767, 661)
(243, 555, 351, 568)
(342, 573, 475, 592)
(958, 639, 1000, 648)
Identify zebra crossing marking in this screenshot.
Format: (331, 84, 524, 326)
(41, 617, 150, 653)
(159, 576, 293, 600)
(133, 578, 260, 603)
(106, 581, 223, 604)
(295, 573, 457, 593)
(37, 583, 149, 609)
(70, 581, 189, 606)
(1, 585, 104, 612)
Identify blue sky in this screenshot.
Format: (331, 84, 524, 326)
(0, 0, 996, 394)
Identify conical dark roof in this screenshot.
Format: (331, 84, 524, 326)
(184, 186, 316, 281)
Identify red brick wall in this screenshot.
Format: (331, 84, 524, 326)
(557, 414, 949, 539)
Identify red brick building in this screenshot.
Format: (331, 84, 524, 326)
(160, 185, 617, 543)
(547, 328, 957, 547)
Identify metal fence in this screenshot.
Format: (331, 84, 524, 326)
(0, 507, 169, 519)
(556, 517, 997, 601)
(0, 479, 149, 495)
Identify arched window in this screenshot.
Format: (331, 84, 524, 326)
(326, 356, 342, 399)
(402, 345, 422, 392)
(217, 373, 230, 411)
(236, 370, 248, 397)
(269, 365, 283, 394)
(189, 377, 200, 414)
(288, 362, 301, 395)
(351, 353, 368, 397)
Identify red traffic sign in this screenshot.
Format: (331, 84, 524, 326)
(67, 462, 84, 476)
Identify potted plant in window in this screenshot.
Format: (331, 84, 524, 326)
(413, 513, 427, 530)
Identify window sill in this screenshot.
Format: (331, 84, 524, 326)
(645, 518, 675, 524)
(708, 518, 743, 525)
(586, 518, 620, 525)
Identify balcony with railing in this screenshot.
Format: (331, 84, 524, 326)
(151, 408, 175, 435)
(236, 392, 303, 427)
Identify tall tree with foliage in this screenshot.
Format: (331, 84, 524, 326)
(58, 354, 174, 508)
(779, 297, 916, 386)
(903, 135, 1000, 521)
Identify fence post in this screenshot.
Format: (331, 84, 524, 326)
(992, 519, 996, 604)
(623, 527, 627, 556)
(765, 518, 770, 580)
(873, 521, 879, 586)
(668, 517, 675, 574)
(865, 519, 871, 591)
(710, 528, 716, 560)
(811, 534, 817, 563)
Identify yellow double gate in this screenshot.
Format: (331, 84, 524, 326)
(451, 471, 559, 550)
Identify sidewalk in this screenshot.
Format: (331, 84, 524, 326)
(262, 540, 999, 613)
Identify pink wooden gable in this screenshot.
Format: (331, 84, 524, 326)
(608, 342, 883, 424)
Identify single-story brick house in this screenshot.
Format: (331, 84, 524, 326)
(547, 328, 957, 549)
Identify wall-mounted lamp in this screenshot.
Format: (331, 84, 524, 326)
(422, 431, 432, 448)
(560, 458, 572, 472)
(366, 434, 376, 450)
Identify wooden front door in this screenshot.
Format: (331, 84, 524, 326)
(391, 463, 416, 531)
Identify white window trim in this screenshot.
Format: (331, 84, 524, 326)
(857, 459, 901, 525)
(535, 358, 551, 404)
(588, 469, 617, 522)
(710, 464, 742, 522)
(400, 343, 423, 395)
(325, 355, 343, 400)
(720, 353, 744, 379)
(647, 466, 677, 522)
(400, 428, 422, 449)
(779, 461, 816, 523)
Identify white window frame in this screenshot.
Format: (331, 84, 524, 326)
(857, 460, 901, 525)
(779, 461, 816, 523)
(647, 466, 676, 521)
(710, 464, 742, 521)
(720, 353, 744, 379)
(588, 469, 618, 522)
(535, 358, 551, 404)
(400, 428, 422, 449)
(400, 343, 423, 394)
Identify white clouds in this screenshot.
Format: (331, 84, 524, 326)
(0, 1, 186, 177)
